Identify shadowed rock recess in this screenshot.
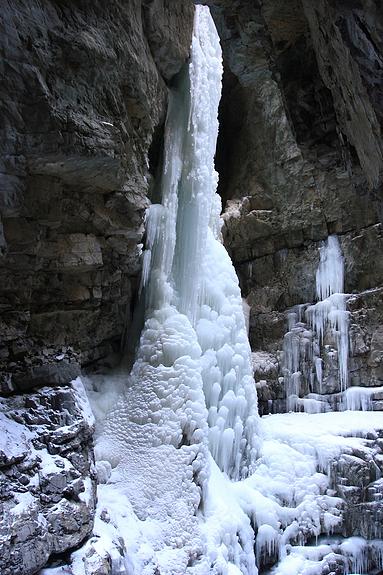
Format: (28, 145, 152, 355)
(1, 0, 383, 573)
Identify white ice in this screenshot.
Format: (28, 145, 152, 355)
(282, 235, 351, 411)
(309, 235, 349, 393)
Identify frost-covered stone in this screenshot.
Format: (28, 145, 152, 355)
(0, 379, 96, 575)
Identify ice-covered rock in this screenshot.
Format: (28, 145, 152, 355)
(0, 379, 96, 575)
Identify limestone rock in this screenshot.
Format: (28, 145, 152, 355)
(0, 379, 96, 575)
(0, 0, 194, 380)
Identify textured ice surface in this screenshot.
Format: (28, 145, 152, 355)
(283, 235, 350, 411)
(57, 380, 383, 574)
(83, 6, 259, 574)
(236, 411, 383, 574)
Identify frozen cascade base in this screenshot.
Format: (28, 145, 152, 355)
(40, 408, 383, 575)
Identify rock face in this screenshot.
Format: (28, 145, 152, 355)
(0, 1, 194, 572)
(0, 0, 194, 387)
(2, 0, 383, 572)
(204, 0, 383, 414)
(0, 379, 96, 575)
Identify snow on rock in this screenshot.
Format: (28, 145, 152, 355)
(67, 405, 383, 574)
(0, 410, 33, 466)
(270, 537, 383, 575)
(254, 411, 383, 569)
(0, 382, 96, 575)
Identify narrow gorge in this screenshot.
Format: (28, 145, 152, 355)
(1, 2, 383, 575)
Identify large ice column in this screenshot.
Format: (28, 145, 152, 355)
(143, 4, 259, 480)
(93, 6, 260, 573)
(187, 8, 259, 480)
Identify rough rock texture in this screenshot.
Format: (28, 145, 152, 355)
(0, 0, 194, 388)
(332, 435, 383, 541)
(2, 0, 383, 572)
(203, 0, 383, 414)
(0, 1, 194, 572)
(0, 379, 96, 575)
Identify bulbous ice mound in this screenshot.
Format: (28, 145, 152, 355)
(95, 5, 260, 573)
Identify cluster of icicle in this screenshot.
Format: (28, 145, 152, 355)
(309, 235, 349, 391)
(140, 4, 260, 480)
(93, 7, 259, 574)
(283, 235, 350, 412)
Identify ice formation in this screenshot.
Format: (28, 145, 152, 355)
(283, 235, 350, 411)
(139, 0, 259, 483)
(310, 235, 349, 392)
(44, 9, 383, 575)
(87, 6, 259, 574)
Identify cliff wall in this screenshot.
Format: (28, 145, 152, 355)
(205, 0, 383, 412)
(0, 2, 194, 573)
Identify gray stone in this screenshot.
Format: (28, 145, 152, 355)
(0, 381, 96, 575)
(0, 0, 194, 379)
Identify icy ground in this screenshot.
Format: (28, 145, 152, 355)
(40, 403, 383, 575)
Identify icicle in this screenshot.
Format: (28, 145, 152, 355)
(342, 386, 383, 411)
(316, 235, 345, 300)
(310, 235, 349, 393)
(283, 235, 350, 411)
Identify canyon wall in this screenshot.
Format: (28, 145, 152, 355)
(0, 1, 194, 573)
(1, 0, 194, 391)
(1, 0, 383, 573)
(205, 0, 383, 413)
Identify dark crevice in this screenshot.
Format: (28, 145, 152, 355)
(148, 120, 165, 180)
(275, 36, 339, 154)
(215, 66, 248, 205)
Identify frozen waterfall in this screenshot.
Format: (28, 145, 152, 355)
(140, 0, 259, 481)
(91, 6, 259, 574)
(283, 235, 350, 412)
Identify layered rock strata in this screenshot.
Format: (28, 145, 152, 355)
(0, 0, 194, 389)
